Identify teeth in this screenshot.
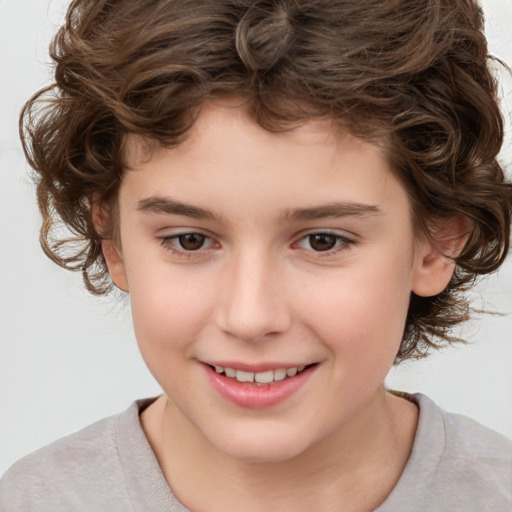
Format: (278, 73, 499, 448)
(274, 368, 287, 381)
(225, 367, 236, 378)
(255, 370, 274, 384)
(236, 370, 255, 382)
(213, 364, 309, 383)
(286, 367, 297, 377)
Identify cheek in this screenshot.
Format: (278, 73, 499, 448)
(297, 256, 413, 362)
(126, 262, 216, 363)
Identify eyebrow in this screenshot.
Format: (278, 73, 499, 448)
(282, 202, 382, 221)
(138, 197, 218, 220)
(137, 196, 382, 222)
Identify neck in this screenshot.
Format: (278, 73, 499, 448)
(141, 388, 418, 512)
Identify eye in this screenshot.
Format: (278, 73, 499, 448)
(306, 233, 338, 252)
(176, 233, 207, 251)
(159, 232, 217, 256)
(295, 232, 353, 253)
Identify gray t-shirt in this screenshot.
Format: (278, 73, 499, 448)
(1, 394, 511, 511)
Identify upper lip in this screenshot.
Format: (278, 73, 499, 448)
(202, 361, 315, 373)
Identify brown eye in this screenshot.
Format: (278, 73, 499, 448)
(178, 233, 206, 251)
(308, 233, 338, 251)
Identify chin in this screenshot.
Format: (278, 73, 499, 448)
(210, 428, 313, 464)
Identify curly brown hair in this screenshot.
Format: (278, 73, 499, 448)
(21, 0, 512, 361)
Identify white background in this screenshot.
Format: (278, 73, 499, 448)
(1, 0, 511, 476)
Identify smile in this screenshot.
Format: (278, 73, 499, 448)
(210, 365, 308, 385)
(203, 362, 318, 409)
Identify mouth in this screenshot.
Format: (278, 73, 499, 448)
(207, 364, 314, 386)
(202, 361, 318, 408)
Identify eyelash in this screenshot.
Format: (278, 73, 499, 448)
(293, 232, 355, 255)
(158, 231, 355, 259)
(159, 233, 217, 258)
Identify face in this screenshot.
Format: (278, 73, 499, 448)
(105, 101, 448, 463)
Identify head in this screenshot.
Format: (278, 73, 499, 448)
(22, 0, 511, 363)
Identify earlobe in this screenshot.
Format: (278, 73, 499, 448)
(411, 216, 472, 298)
(102, 239, 129, 292)
(91, 200, 129, 292)
(411, 245, 456, 297)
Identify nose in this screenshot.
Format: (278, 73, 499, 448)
(215, 249, 292, 343)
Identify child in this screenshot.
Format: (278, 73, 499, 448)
(1, 0, 511, 510)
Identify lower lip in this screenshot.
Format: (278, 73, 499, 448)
(203, 364, 316, 409)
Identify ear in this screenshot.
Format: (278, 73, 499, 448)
(91, 202, 129, 293)
(102, 239, 129, 292)
(412, 216, 472, 297)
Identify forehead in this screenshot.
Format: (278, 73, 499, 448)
(126, 97, 381, 160)
(120, 101, 411, 227)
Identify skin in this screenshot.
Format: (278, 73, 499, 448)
(100, 100, 459, 512)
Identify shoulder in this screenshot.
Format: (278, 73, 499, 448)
(379, 393, 512, 512)
(433, 396, 512, 497)
(441, 400, 512, 457)
(0, 400, 153, 512)
(416, 393, 512, 463)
